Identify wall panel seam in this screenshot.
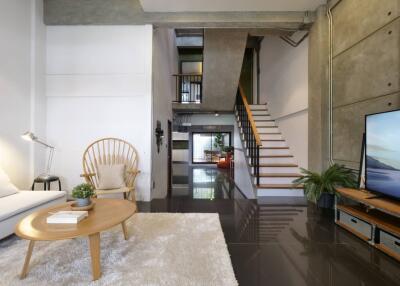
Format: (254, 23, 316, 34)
(332, 15, 400, 59)
(333, 90, 400, 109)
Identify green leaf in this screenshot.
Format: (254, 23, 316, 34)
(295, 164, 357, 203)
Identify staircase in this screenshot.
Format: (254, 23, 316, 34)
(235, 88, 304, 197)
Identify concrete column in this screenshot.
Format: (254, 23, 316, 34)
(308, 5, 329, 172)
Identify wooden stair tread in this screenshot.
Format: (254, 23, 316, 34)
(261, 139, 285, 142)
(257, 173, 302, 177)
(259, 155, 293, 158)
(260, 147, 289, 149)
(257, 184, 303, 189)
(258, 132, 282, 135)
(254, 119, 274, 122)
(254, 163, 298, 167)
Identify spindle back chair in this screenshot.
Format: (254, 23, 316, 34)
(81, 138, 140, 202)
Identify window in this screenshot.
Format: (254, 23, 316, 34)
(192, 132, 231, 163)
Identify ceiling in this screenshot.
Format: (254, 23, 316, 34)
(139, 0, 326, 12)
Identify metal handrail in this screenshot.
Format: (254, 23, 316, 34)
(236, 85, 261, 186)
(238, 85, 262, 146)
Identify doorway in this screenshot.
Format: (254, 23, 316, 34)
(192, 132, 231, 164)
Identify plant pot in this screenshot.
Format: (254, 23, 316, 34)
(75, 197, 91, 207)
(317, 193, 335, 209)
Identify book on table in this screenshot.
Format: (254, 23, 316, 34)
(47, 211, 89, 224)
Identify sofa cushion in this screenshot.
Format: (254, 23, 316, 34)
(0, 187, 17, 198)
(0, 190, 66, 222)
(0, 169, 18, 198)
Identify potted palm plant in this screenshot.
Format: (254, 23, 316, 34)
(72, 183, 95, 207)
(293, 164, 357, 208)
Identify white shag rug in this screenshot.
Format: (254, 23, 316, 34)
(0, 213, 237, 286)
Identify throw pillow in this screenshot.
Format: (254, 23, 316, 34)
(97, 164, 126, 190)
(0, 168, 18, 198)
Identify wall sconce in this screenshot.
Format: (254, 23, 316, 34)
(155, 121, 164, 153)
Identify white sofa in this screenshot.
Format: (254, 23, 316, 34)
(0, 190, 66, 239)
(0, 168, 66, 240)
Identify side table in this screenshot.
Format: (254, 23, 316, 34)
(31, 175, 61, 191)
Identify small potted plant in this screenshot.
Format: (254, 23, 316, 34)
(72, 183, 95, 207)
(223, 146, 234, 154)
(293, 164, 357, 209)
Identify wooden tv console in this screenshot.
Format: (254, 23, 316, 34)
(335, 188, 400, 262)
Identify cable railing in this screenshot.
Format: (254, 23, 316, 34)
(173, 74, 202, 103)
(236, 85, 262, 186)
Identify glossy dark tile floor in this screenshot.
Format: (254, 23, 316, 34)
(139, 165, 400, 286)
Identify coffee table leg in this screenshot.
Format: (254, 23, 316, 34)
(20, 240, 35, 279)
(88, 233, 101, 280)
(121, 221, 128, 240)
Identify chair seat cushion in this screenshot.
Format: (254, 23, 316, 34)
(0, 190, 66, 222)
(97, 164, 126, 190)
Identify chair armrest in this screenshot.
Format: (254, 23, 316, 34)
(127, 169, 141, 175)
(80, 173, 96, 178)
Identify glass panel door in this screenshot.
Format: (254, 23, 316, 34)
(192, 132, 231, 163)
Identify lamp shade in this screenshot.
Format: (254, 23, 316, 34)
(21, 131, 37, 142)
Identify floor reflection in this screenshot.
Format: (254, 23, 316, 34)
(140, 167, 400, 286)
(172, 163, 240, 199)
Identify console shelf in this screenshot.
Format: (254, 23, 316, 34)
(336, 188, 400, 262)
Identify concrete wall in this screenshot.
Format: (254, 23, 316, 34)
(331, 0, 400, 169)
(46, 25, 153, 200)
(151, 27, 178, 199)
(201, 29, 247, 111)
(308, 5, 329, 172)
(259, 36, 309, 169)
(0, 0, 46, 189)
(43, 0, 313, 30)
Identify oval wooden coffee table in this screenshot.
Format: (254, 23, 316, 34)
(15, 198, 136, 281)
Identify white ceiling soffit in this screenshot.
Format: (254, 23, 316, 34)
(139, 0, 326, 12)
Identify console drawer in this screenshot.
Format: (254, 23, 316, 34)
(338, 210, 372, 240)
(379, 230, 400, 255)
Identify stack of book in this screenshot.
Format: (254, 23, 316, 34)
(47, 211, 89, 224)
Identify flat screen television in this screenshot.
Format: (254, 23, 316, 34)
(365, 109, 400, 200)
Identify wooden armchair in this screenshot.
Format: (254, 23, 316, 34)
(81, 138, 140, 203)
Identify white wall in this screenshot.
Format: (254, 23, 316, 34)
(260, 36, 309, 169)
(0, 0, 46, 189)
(46, 25, 153, 201)
(151, 27, 178, 199)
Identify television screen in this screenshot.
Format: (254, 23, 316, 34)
(366, 110, 400, 199)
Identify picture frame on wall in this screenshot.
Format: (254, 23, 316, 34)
(358, 133, 366, 189)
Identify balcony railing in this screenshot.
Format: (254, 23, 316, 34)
(173, 74, 202, 103)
